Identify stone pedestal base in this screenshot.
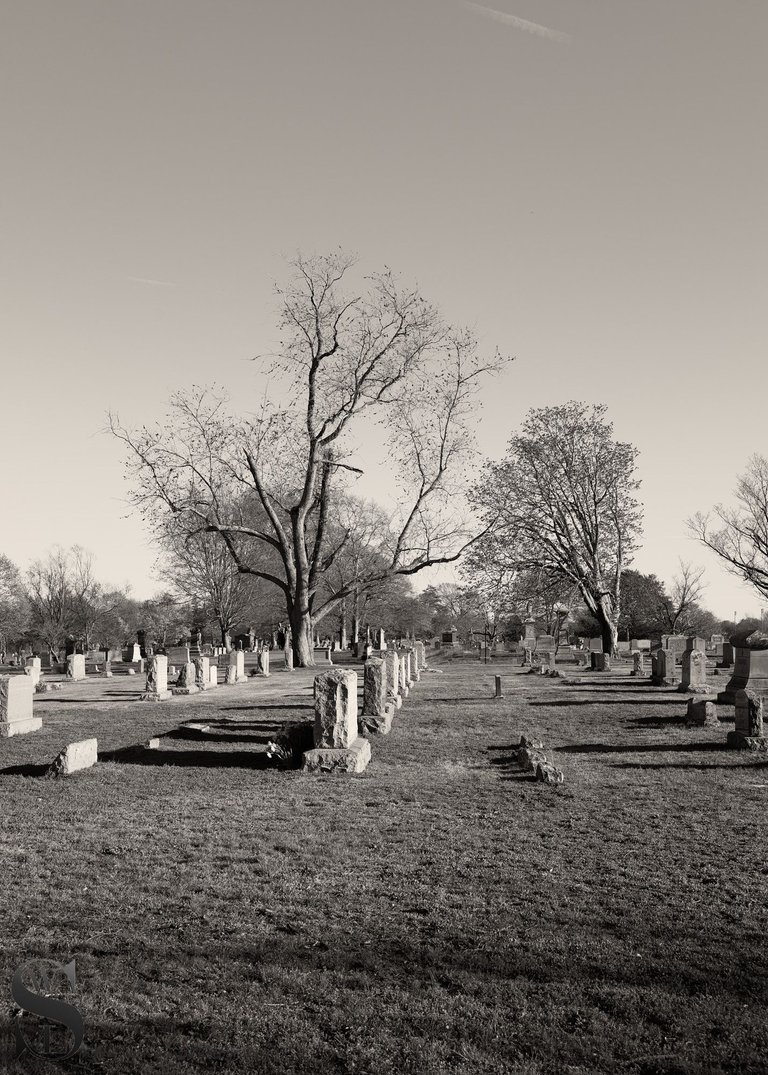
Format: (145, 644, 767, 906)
(172, 685, 200, 696)
(0, 717, 43, 737)
(678, 684, 713, 695)
(302, 738, 372, 774)
(727, 731, 768, 752)
(139, 691, 172, 702)
(361, 706, 394, 736)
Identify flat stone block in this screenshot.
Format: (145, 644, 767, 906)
(172, 685, 200, 696)
(49, 738, 98, 776)
(0, 717, 43, 738)
(146, 738, 161, 749)
(686, 699, 719, 727)
(536, 762, 565, 785)
(360, 707, 393, 735)
(301, 737, 372, 774)
(727, 730, 768, 752)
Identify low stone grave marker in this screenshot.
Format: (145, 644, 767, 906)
(727, 689, 768, 751)
(140, 655, 172, 702)
(48, 738, 98, 776)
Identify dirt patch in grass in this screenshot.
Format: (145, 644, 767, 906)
(1, 661, 767, 1073)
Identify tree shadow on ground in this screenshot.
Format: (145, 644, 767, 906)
(558, 741, 725, 755)
(527, 698, 685, 708)
(612, 760, 768, 771)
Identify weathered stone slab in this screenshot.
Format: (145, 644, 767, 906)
(686, 699, 719, 727)
(680, 649, 711, 694)
(414, 640, 426, 671)
(314, 669, 358, 749)
(536, 762, 564, 785)
(48, 738, 98, 776)
(0, 674, 39, 737)
(140, 655, 171, 701)
(255, 649, 270, 677)
(728, 690, 768, 750)
(302, 737, 371, 774)
(208, 664, 219, 687)
(535, 635, 556, 654)
(631, 651, 647, 677)
(24, 657, 42, 687)
(194, 655, 209, 689)
(166, 646, 191, 666)
(591, 652, 610, 671)
(228, 650, 246, 683)
(66, 654, 86, 681)
(719, 647, 768, 705)
(651, 649, 676, 686)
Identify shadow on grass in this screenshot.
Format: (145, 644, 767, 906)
(220, 703, 313, 712)
(559, 741, 725, 755)
(98, 743, 273, 769)
(528, 698, 685, 708)
(613, 760, 768, 771)
(0, 762, 50, 777)
(627, 715, 724, 728)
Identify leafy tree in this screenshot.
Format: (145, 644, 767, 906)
(690, 454, 768, 600)
(616, 569, 667, 639)
(112, 252, 507, 665)
(475, 403, 643, 653)
(0, 555, 29, 657)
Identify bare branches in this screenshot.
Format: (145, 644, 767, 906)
(689, 454, 768, 600)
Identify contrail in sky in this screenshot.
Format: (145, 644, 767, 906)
(126, 275, 175, 287)
(460, 1, 570, 43)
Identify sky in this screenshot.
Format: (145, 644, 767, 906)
(1, 0, 766, 618)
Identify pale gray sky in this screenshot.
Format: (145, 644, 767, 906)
(1, 0, 766, 617)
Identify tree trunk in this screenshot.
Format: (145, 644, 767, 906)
(289, 602, 315, 667)
(596, 595, 618, 655)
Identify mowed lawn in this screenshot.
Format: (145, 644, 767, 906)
(1, 656, 768, 1074)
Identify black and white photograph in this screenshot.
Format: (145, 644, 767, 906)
(2, 1, 767, 1071)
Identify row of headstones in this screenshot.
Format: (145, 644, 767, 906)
(140, 649, 271, 700)
(302, 642, 427, 773)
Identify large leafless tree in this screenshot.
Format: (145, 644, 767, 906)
(112, 253, 507, 665)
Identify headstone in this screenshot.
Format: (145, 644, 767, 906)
(494, 675, 502, 698)
(651, 649, 676, 686)
(24, 657, 42, 687)
(194, 656, 210, 689)
(361, 657, 392, 734)
(256, 649, 270, 677)
(727, 689, 768, 751)
(719, 642, 735, 669)
(630, 651, 646, 677)
(441, 629, 459, 648)
(382, 650, 401, 709)
(686, 699, 719, 727)
(414, 640, 426, 670)
(175, 662, 198, 693)
(129, 643, 142, 663)
(630, 639, 652, 652)
(680, 649, 710, 694)
(312, 669, 358, 748)
(404, 651, 414, 686)
(325, 646, 334, 665)
(591, 652, 610, 671)
(535, 635, 556, 654)
(542, 651, 556, 671)
(66, 654, 86, 681)
(140, 655, 171, 701)
(589, 638, 603, 653)
(167, 645, 191, 667)
(228, 649, 245, 684)
(523, 615, 536, 645)
(208, 663, 219, 688)
(48, 738, 98, 776)
(284, 645, 294, 672)
(718, 646, 768, 705)
(399, 654, 410, 698)
(710, 634, 724, 646)
(0, 675, 41, 736)
(522, 646, 533, 667)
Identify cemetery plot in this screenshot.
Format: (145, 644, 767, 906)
(0, 655, 765, 1073)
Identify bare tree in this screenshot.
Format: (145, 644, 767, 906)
(657, 560, 706, 636)
(474, 403, 643, 654)
(690, 454, 768, 600)
(111, 252, 507, 666)
(26, 548, 73, 661)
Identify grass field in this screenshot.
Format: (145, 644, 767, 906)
(1, 656, 767, 1074)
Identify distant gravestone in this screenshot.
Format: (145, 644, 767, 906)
(25, 657, 42, 687)
(256, 649, 270, 677)
(167, 646, 191, 667)
(680, 649, 711, 694)
(591, 652, 610, 671)
(140, 655, 171, 702)
(631, 651, 646, 677)
(0, 675, 41, 737)
(535, 635, 556, 654)
(194, 656, 210, 689)
(720, 643, 735, 669)
(66, 654, 86, 681)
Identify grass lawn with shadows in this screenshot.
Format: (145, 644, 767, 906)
(1, 658, 766, 1074)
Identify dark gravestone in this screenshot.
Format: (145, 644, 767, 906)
(719, 647, 768, 706)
